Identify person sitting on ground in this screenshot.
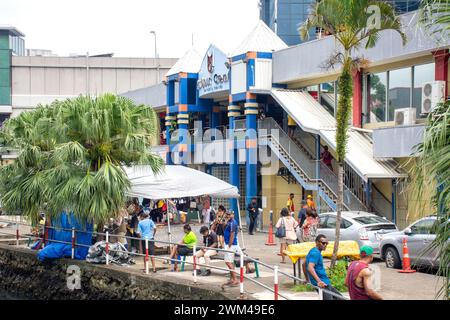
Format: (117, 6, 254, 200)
(222, 211, 241, 287)
(211, 205, 226, 248)
(303, 234, 343, 300)
(136, 211, 157, 273)
(276, 208, 299, 264)
(345, 246, 383, 300)
(169, 224, 197, 272)
(195, 226, 218, 276)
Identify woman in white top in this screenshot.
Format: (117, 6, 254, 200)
(276, 208, 299, 263)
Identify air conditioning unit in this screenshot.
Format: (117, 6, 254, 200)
(421, 81, 446, 114)
(394, 108, 416, 126)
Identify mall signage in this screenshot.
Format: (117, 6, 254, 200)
(197, 44, 230, 97)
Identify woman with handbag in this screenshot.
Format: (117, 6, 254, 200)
(275, 208, 299, 264)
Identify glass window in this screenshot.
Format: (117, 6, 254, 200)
(368, 72, 387, 122)
(388, 67, 412, 121)
(410, 218, 436, 235)
(324, 216, 350, 229)
(353, 215, 389, 225)
(413, 63, 435, 118)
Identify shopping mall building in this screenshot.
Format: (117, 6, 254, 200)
(125, 11, 449, 229)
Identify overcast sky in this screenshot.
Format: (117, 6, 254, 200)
(0, 0, 261, 58)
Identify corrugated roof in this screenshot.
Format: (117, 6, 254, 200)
(270, 89, 407, 181)
(166, 47, 202, 77)
(230, 20, 288, 57)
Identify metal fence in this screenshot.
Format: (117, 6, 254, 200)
(0, 218, 347, 300)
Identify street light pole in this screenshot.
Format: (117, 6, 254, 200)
(150, 31, 159, 83)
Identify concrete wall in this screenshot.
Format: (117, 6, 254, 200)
(261, 165, 307, 225)
(0, 244, 231, 300)
(273, 12, 450, 85)
(10, 56, 178, 117)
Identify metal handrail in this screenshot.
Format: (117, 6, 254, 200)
(0, 218, 347, 300)
(259, 117, 366, 211)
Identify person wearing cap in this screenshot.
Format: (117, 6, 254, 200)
(137, 211, 157, 273)
(306, 194, 316, 211)
(345, 246, 383, 300)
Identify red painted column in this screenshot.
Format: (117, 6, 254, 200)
(433, 49, 449, 98)
(352, 70, 363, 127)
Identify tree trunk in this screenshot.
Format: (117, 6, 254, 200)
(331, 163, 344, 267)
(331, 54, 353, 268)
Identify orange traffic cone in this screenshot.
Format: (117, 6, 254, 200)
(399, 237, 416, 273)
(266, 211, 276, 246)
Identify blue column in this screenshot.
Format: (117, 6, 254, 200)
(245, 95, 258, 227)
(211, 106, 220, 141)
(165, 114, 175, 165)
(228, 103, 240, 220)
(391, 179, 397, 223)
(177, 111, 189, 166)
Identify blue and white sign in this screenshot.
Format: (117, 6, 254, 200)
(197, 44, 230, 97)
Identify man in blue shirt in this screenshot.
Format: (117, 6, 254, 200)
(137, 211, 157, 273)
(303, 234, 343, 300)
(222, 211, 240, 287)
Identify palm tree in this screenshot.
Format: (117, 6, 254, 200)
(299, 0, 406, 267)
(0, 94, 163, 226)
(418, 0, 450, 43)
(409, 101, 449, 300)
(413, 0, 450, 300)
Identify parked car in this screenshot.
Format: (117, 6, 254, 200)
(380, 216, 445, 269)
(317, 211, 398, 257)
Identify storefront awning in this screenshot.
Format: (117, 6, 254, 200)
(269, 89, 407, 181)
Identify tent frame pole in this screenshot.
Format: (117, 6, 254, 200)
(165, 199, 172, 250)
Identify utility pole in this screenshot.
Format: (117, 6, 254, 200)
(150, 31, 159, 83)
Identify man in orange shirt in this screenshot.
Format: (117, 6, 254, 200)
(307, 195, 316, 211)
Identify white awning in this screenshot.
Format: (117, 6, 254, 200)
(269, 89, 406, 181)
(124, 165, 240, 199)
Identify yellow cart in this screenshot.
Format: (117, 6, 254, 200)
(283, 241, 361, 283)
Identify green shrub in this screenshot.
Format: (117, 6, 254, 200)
(326, 259, 348, 292)
(293, 283, 316, 292)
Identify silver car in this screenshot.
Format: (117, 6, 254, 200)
(380, 216, 444, 269)
(317, 211, 398, 257)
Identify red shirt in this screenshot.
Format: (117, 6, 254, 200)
(345, 261, 372, 300)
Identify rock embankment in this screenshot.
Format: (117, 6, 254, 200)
(0, 244, 230, 300)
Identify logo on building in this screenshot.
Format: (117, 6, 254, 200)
(197, 44, 229, 97)
(207, 52, 214, 74)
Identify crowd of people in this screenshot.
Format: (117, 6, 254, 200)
(102, 193, 382, 299)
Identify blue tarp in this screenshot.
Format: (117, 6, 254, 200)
(37, 212, 93, 261)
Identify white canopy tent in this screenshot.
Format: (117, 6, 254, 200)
(124, 165, 240, 199)
(123, 165, 244, 249)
